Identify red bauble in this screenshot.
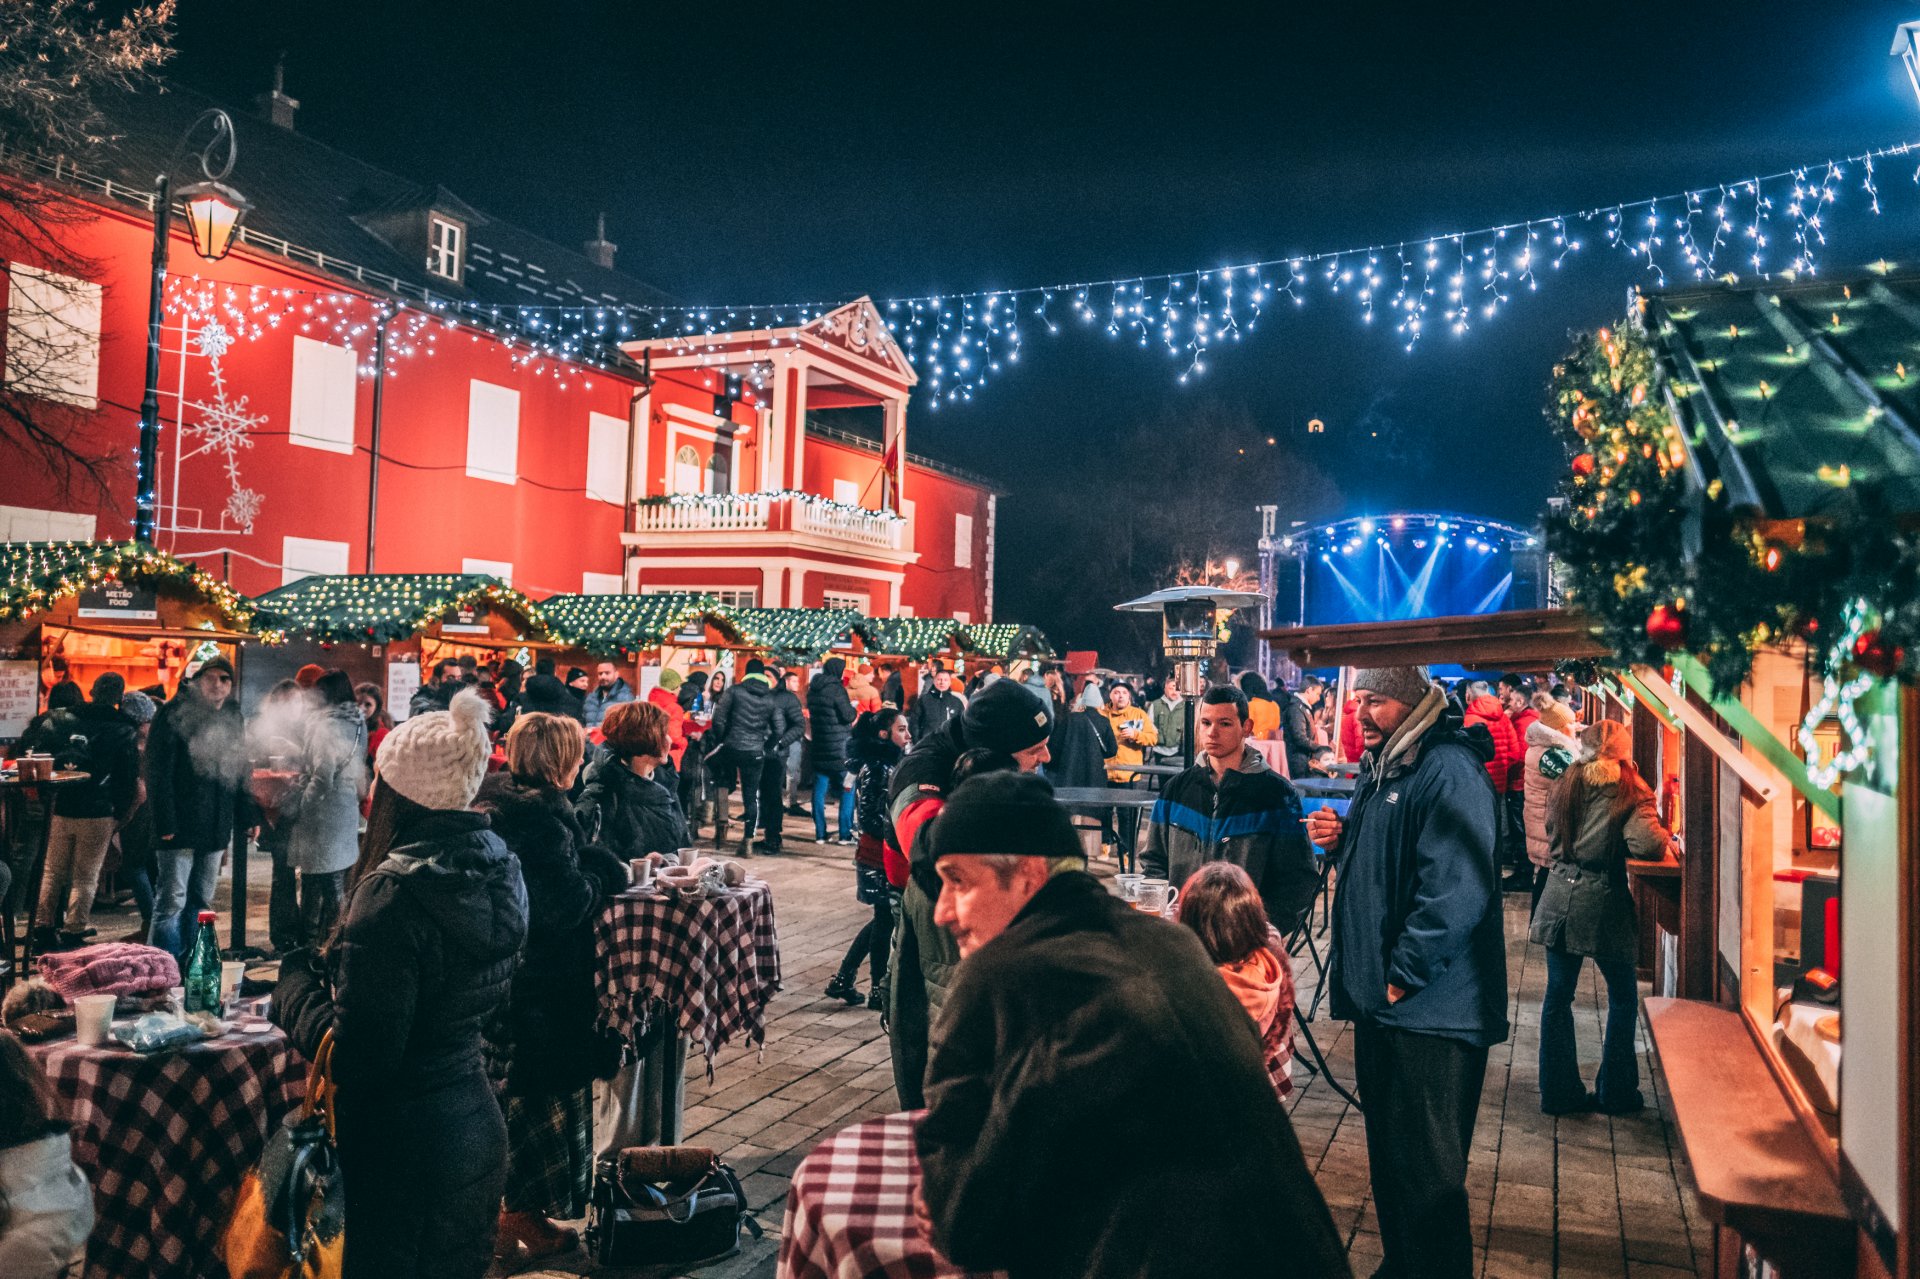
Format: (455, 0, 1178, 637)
(1571, 452, 1596, 477)
(1853, 629, 1907, 678)
(1645, 603, 1687, 650)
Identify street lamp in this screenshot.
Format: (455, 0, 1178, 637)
(135, 110, 251, 544)
(1116, 585, 1269, 767)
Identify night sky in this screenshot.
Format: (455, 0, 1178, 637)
(165, 2, 1920, 643)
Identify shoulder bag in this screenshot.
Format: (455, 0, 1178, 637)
(220, 1029, 346, 1278)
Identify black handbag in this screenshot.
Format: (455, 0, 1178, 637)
(586, 1146, 762, 1267)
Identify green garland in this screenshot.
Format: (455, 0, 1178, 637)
(1546, 323, 1919, 695)
(0, 541, 257, 632)
(252, 573, 568, 646)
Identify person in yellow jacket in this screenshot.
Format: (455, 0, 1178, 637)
(1100, 683, 1159, 783)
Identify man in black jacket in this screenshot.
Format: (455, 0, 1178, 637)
(34, 673, 141, 949)
(1309, 665, 1507, 1279)
(409, 658, 462, 718)
(1283, 675, 1326, 778)
(907, 665, 963, 741)
(806, 656, 858, 843)
(1141, 683, 1317, 934)
(147, 657, 259, 958)
(758, 666, 806, 855)
(917, 772, 1349, 1279)
(708, 659, 789, 857)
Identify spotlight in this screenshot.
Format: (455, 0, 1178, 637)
(1437, 520, 1451, 532)
(1358, 518, 1376, 535)
(1413, 538, 1428, 549)
(1475, 525, 1486, 534)
(1391, 517, 1405, 530)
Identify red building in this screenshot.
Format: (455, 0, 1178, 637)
(0, 80, 996, 619)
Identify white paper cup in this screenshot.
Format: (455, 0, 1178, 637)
(221, 961, 246, 1005)
(73, 994, 117, 1047)
(629, 859, 654, 889)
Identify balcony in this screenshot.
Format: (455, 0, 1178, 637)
(629, 491, 905, 553)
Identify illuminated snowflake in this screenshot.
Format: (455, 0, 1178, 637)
(195, 321, 233, 360)
(182, 353, 265, 532)
(225, 488, 263, 531)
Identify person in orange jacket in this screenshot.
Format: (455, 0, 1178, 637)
(647, 668, 690, 769)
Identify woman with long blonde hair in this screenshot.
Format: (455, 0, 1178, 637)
(1529, 718, 1674, 1115)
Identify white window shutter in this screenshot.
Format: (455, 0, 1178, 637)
(462, 557, 513, 584)
(281, 536, 351, 585)
(585, 411, 627, 504)
(288, 337, 358, 453)
(832, 479, 859, 507)
(466, 381, 519, 484)
(954, 513, 974, 569)
(4, 264, 102, 408)
(581, 571, 623, 594)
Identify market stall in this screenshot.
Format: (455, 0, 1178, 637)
(1541, 287, 1920, 1279)
(249, 572, 568, 719)
(857, 616, 974, 700)
(0, 541, 259, 737)
(541, 591, 735, 695)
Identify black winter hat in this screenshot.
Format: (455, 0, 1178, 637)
(928, 771, 1082, 863)
(960, 678, 1051, 755)
(744, 657, 766, 676)
(194, 654, 236, 682)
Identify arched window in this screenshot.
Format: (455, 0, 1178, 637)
(674, 444, 703, 493)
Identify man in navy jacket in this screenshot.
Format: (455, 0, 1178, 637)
(1309, 665, 1507, 1279)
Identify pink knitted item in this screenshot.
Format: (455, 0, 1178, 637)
(39, 943, 181, 1002)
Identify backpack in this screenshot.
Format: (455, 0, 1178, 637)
(43, 711, 101, 782)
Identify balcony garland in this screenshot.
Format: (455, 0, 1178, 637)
(1545, 323, 1919, 697)
(635, 491, 904, 522)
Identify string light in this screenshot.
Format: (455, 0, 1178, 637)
(253, 572, 567, 645)
(1798, 599, 1877, 788)
(0, 540, 255, 631)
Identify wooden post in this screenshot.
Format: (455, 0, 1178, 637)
(1681, 688, 1721, 1003)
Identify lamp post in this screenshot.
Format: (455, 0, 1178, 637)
(135, 109, 251, 545)
(1115, 585, 1269, 768)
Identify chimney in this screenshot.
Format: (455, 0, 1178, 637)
(584, 212, 617, 270)
(256, 56, 299, 131)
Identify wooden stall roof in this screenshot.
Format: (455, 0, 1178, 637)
(1261, 607, 1609, 673)
(962, 622, 1054, 661)
(720, 607, 865, 664)
(252, 573, 563, 644)
(0, 540, 257, 632)
(1640, 271, 1920, 522)
(859, 616, 972, 661)
(541, 592, 739, 657)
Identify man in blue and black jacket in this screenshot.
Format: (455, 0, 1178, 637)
(1308, 664, 1508, 1279)
(1141, 683, 1317, 933)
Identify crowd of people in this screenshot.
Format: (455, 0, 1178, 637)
(0, 641, 1665, 1279)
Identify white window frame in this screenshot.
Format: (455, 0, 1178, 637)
(643, 584, 755, 607)
(673, 444, 705, 494)
(4, 263, 102, 408)
(0, 504, 95, 542)
(281, 536, 351, 585)
(585, 411, 627, 504)
(426, 215, 465, 282)
(822, 590, 870, 614)
(952, 609, 972, 625)
(462, 556, 513, 584)
(581, 571, 623, 594)
(466, 380, 519, 484)
(953, 512, 974, 569)
(288, 336, 358, 454)
(832, 478, 860, 507)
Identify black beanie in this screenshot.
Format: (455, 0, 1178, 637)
(928, 772, 1082, 863)
(744, 657, 766, 676)
(960, 679, 1051, 755)
(194, 654, 236, 682)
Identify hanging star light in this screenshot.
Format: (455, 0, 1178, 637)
(1798, 600, 1878, 788)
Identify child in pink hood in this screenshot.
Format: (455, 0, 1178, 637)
(1178, 861, 1296, 1099)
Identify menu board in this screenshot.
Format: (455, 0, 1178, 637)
(76, 583, 158, 621)
(442, 606, 489, 635)
(387, 658, 421, 722)
(0, 660, 38, 739)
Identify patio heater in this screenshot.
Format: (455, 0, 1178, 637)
(1115, 586, 1269, 767)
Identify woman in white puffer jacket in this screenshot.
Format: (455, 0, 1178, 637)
(0, 1030, 93, 1279)
(1522, 693, 1581, 911)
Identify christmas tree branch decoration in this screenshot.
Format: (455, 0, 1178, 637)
(252, 573, 567, 646)
(541, 592, 730, 658)
(0, 540, 256, 632)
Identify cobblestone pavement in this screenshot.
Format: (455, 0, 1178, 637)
(161, 809, 1704, 1277)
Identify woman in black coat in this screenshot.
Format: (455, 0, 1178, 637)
(806, 657, 858, 842)
(274, 690, 528, 1279)
(476, 713, 627, 1263)
(575, 701, 690, 858)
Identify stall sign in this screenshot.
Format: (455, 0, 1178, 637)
(387, 658, 421, 723)
(0, 660, 37, 739)
(442, 606, 490, 635)
(76, 584, 158, 621)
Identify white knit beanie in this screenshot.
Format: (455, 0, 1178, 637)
(376, 688, 494, 810)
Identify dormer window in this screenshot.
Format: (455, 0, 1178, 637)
(426, 214, 465, 282)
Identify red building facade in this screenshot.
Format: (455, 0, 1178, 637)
(0, 83, 996, 619)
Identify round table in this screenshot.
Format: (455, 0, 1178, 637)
(593, 879, 781, 1144)
(29, 1019, 303, 1279)
(779, 1110, 1004, 1279)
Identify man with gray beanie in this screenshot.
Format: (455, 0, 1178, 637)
(916, 772, 1348, 1279)
(885, 678, 1052, 1107)
(1307, 665, 1507, 1279)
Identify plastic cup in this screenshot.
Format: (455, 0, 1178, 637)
(221, 961, 246, 1009)
(73, 994, 117, 1047)
(629, 859, 654, 889)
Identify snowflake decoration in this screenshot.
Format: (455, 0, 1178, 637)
(195, 321, 233, 360)
(182, 350, 265, 532)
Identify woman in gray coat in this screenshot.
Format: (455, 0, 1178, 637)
(1529, 718, 1673, 1115)
(287, 669, 368, 944)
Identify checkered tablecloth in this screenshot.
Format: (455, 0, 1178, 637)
(30, 1021, 304, 1279)
(779, 1111, 1004, 1279)
(594, 879, 781, 1075)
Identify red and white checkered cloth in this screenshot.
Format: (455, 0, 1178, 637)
(594, 880, 782, 1076)
(30, 1021, 304, 1279)
(779, 1110, 1004, 1279)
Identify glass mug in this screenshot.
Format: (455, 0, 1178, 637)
(1113, 873, 1145, 902)
(1135, 879, 1179, 916)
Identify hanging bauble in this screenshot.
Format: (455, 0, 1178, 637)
(1852, 628, 1906, 678)
(1571, 452, 1596, 478)
(1645, 603, 1687, 650)
(1794, 614, 1821, 641)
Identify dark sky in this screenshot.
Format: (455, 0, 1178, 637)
(166, 2, 1920, 636)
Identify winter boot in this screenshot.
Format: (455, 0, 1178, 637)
(736, 836, 755, 860)
(824, 972, 863, 1006)
(713, 790, 732, 846)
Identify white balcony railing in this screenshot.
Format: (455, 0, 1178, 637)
(631, 491, 904, 552)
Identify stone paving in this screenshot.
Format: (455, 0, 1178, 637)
(155, 810, 1709, 1277)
